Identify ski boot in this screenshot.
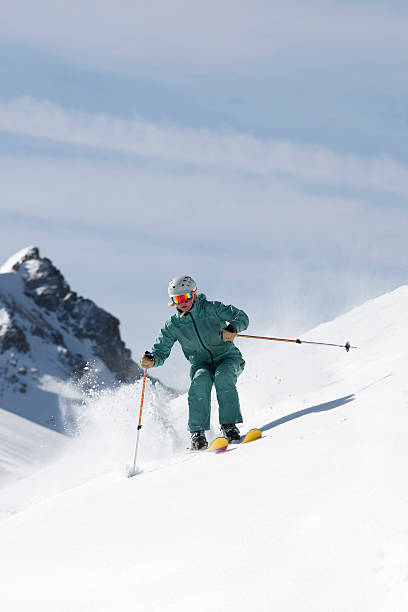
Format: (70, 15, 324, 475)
(191, 430, 208, 450)
(220, 423, 241, 443)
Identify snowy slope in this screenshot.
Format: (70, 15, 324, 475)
(1, 286, 408, 611)
(0, 407, 66, 485)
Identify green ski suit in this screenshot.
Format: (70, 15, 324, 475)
(150, 294, 249, 432)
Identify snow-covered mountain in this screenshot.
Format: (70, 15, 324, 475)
(1, 284, 408, 611)
(0, 246, 143, 431)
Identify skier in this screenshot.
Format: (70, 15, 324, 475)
(140, 276, 249, 450)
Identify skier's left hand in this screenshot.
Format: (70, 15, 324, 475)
(222, 325, 237, 342)
(140, 351, 155, 369)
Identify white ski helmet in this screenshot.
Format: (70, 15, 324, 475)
(168, 275, 197, 301)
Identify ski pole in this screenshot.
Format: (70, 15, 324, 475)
(236, 334, 356, 352)
(128, 368, 147, 478)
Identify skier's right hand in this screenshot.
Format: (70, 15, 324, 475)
(140, 351, 155, 369)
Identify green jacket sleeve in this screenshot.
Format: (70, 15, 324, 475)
(150, 319, 177, 367)
(213, 301, 249, 333)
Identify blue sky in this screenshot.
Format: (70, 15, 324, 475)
(1, 0, 407, 389)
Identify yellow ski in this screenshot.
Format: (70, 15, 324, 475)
(241, 428, 262, 444)
(207, 436, 229, 452)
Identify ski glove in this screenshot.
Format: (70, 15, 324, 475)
(221, 324, 237, 342)
(140, 351, 155, 369)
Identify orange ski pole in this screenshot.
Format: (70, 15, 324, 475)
(128, 368, 147, 477)
(237, 334, 300, 344)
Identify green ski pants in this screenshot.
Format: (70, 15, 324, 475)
(188, 357, 245, 432)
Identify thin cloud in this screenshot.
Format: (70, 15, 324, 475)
(0, 152, 407, 266)
(1, 96, 408, 198)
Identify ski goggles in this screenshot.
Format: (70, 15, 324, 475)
(169, 289, 197, 305)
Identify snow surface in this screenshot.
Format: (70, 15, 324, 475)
(0, 246, 37, 274)
(1, 286, 408, 611)
(0, 407, 66, 485)
(0, 307, 11, 327)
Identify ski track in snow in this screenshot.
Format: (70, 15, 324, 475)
(1, 286, 408, 611)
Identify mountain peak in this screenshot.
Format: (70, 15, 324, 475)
(0, 247, 143, 430)
(3, 246, 72, 311)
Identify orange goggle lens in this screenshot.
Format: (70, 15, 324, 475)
(171, 290, 197, 305)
